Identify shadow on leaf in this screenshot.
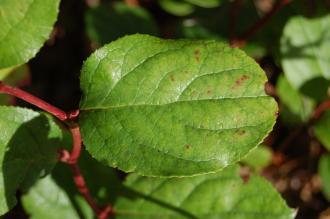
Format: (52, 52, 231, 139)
(1, 114, 60, 213)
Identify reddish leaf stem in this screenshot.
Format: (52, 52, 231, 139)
(69, 122, 82, 163)
(125, 0, 139, 7)
(0, 80, 113, 219)
(71, 163, 114, 219)
(313, 99, 330, 120)
(230, 0, 292, 47)
(60, 122, 114, 219)
(0, 81, 68, 121)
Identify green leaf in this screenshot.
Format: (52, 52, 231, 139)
(0, 106, 63, 215)
(0, 0, 60, 68)
(85, 2, 159, 46)
(314, 111, 330, 151)
(79, 34, 278, 177)
(241, 145, 272, 171)
(184, 0, 222, 8)
(276, 75, 315, 124)
(22, 175, 84, 219)
(159, 0, 195, 16)
(0, 67, 16, 80)
(318, 155, 330, 201)
(22, 149, 121, 219)
(280, 15, 330, 100)
(114, 165, 295, 219)
(0, 65, 30, 105)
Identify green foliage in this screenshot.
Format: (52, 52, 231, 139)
(319, 155, 330, 201)
(22, 150, 120, 219)
(280, 14, 330, 101)
(3, 0, 324, 217)
(276, 75, 315, 124)
(0, 67, 14, 81)
(242, 145, 272, 171)
(85, 2, 158, 46)
(185, 0, 222, 8)
(314, 111, 330, 151)
(0, 65, 30, 105)
(22, 175, 86, 219)
(0, 106, 63, 215)
(79, 34, 277, 177)
(159, 0, 222, 16)
(114, 165, 295, 219)
(0, 0, 60, 68)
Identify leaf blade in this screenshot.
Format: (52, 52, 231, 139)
(114, 165, 295, 219)
(79, 34, 278, 177)
(0, 0, 60, 68)
(280, 14, 330, 100)
(0, 106, 63, 215)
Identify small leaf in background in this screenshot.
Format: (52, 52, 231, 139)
(276, 75, 316, 125)
(314, 111, 330, 151)
(241, 144, 272, 171)
(0, 106, 63, 215)
(280, 14, 330, 101)
(159, 0, 195, 16)
(159, 0, 223, 16)
(175, 2, 266, 58)
(0, 0, 60, 68)
(0, 65, 30, 105)
(85, 2, 159, 46)
(178, 19, 223, 40)
(185, 0, 222, 8)
(319, 155, 330, 201)
(79, 34, 278, 177)
(114, 165, 295, 219)
(21, 150, 121, 219)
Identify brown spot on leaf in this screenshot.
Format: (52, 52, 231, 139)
(170, 75, 175, 82)
(191, 91, 197, 96)
(232, 74, 250, 89)
(207, 89, 212, 95)
(185, 144, 191, 149)
(194, 49, 200, 62)
(236, 129, 246, 136)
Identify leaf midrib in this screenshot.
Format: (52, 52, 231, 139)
(80, 95, 270, 111)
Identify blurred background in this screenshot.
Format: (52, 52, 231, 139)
(2, 0, 330, 218)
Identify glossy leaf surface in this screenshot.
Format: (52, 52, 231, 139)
(0, 107, 62, 215)
(0, 0, 60, 68)
(114, 165, 295, 219)
(79, 34, 278, 177)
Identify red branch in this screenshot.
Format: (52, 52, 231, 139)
(59, 121, 82, 164)
(230, 0, 292, 47)
(0, 81, 68, 121)
(71, 163, 114, 219)
(0, 80, 113, 219)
